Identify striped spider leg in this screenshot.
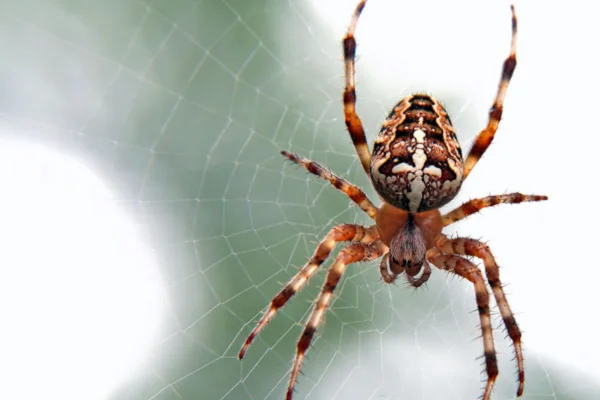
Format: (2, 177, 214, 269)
(238, 223, 380, 360)
(426, 247, 499, 399)
(441, 193, 548, 226)
(462, 6, 518, 180)
(342, 0, 371, 176)
(238, 221, 387, 400)
(285, 239, 387, 400)
(239, 152, 389, 398)
(434, 233, 529, 396)
(280, 150, 378, 220)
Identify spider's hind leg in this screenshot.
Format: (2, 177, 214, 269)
(463, 5, 518, 180)
(342, 0, 372, 176)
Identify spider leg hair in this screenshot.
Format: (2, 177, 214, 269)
(436, 234, 525, 397)
(442, 192, 548, 226)
(427, 247, 498, 400)
(281, 150, 378, 219)
(286, 239, 387, 400)
(342, 0, 371, 176)
(463, 5, 518, 180)
(238, 224, 378, 360)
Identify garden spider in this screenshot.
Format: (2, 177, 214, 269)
(238, 2, 547, 399)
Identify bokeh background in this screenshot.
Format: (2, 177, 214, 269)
(1, 1, 599, 399)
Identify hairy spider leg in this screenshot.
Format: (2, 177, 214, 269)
(442, 193, 548, 226)
(436, 235, 525, 396)
(281, 150, 378, 219)
(286, 240, 387, 400)
(342, 0, 371, 176)
(463, 5, 518, 180)
(427, 247, 498, 400)
(238, 224, 378, 359)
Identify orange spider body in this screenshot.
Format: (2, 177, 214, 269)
(239, 2, 547, 400)
(376, 204, 442, 249)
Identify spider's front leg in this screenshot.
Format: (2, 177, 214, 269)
(286, 239, 387, 400)
(427, 247, 498, 400)
(436, 235, 525, 397)
(238, 224, 378, 359)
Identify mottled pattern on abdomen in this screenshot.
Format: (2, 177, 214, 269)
(370, 94, 464, 212)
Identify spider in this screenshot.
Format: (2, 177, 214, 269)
(238, 2, 547, 399)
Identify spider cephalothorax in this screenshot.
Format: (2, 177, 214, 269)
(239, 2, 547, 400)
(376, 204, 442, 282)
(371, 94, 464, 212)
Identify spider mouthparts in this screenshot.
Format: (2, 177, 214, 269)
(389, 214, 426, 276)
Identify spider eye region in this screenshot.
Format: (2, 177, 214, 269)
(370, 95, 464, 212)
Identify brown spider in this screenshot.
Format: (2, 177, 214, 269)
(238, 2, 547, 399)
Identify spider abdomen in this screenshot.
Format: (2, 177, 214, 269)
(370, 94, 464, 212)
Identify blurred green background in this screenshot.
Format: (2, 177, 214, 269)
(1, 1, 599, 400)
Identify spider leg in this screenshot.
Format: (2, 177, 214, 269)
(238, 224, 378, 359)
(342, 0, 371, 176)
(436, 235, 525, 397)
(281, 150, 378, 219)
(427, 247, 498, 400)
(287, 239, 386, 400)
(463, 5, 517, 180)
(442, 192, 548, 226)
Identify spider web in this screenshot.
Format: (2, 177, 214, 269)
(1, 0, 599, 399)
